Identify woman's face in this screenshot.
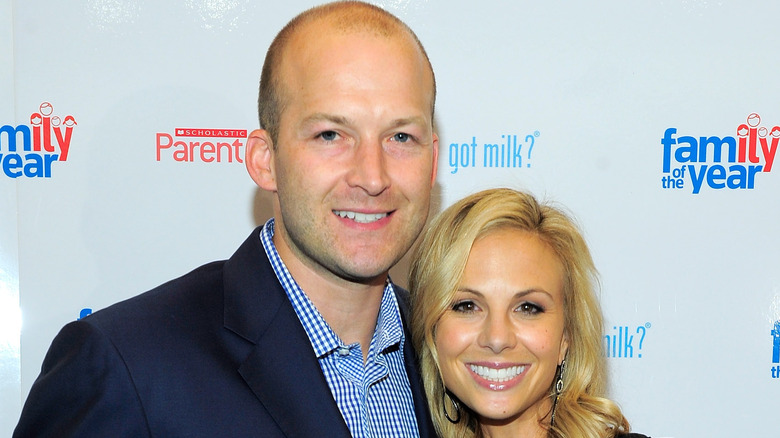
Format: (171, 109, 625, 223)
(434, 228, 568, 433)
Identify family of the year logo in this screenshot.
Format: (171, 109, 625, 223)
(448, 131, 540, 174)
(771, 320, 780, 378)
(156, 128, 247, 163)
(605, 323, 651, 359)
(0, 102, 76, 178)
(661, 113, 778, 194)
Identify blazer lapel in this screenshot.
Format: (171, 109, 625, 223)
(395, 285, 436, 438)
(223, 228, 351, 437)
(238, 305, 350, 437)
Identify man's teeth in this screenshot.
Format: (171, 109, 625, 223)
(334, 210, 387, 223)
(469, 365, 526, 382)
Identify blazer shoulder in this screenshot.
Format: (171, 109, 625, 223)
(15, 320, 151, 437)
(85, 259, 228, 331)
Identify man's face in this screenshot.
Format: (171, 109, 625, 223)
(268, 25, 438, 284)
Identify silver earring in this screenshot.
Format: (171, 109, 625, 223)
(443, 390, 461, 423)
(551, 359, 566, 427)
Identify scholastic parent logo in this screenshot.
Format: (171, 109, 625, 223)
(661, 113, 778, 194)
(156, 128, 246, 163)
(0, 102, 76, 178)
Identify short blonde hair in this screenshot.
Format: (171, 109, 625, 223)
(409, 188, 630, 438)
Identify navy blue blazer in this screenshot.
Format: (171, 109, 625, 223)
(15, 227, 435, 437)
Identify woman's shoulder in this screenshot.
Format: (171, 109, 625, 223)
(617, 433, 650, 438)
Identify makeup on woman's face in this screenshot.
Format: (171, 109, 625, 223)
(435, 228, 568, 431)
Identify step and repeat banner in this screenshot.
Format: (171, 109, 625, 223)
(2, 1, 779, 436)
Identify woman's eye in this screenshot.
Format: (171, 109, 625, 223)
(451, 301, 478, 313)
(517, 302, 543, 315)
(392, 132, 410, 143)
(318, 131, 338, 141)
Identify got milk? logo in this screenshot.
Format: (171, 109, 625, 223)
(660, 113, 778, 194)
(0, 102, 76, 178)
(448, 131, 540, 174)
(604, 322, 651, 359)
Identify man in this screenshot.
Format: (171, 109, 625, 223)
(14, 2, 438, 437)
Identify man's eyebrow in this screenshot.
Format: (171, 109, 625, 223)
(389, 116, 428, 128)
(299, 113, 352, 128)
(299, 114, 428, 129)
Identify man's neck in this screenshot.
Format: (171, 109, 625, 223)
(273, 233, 387, 362)
(305, 280, 385, 362)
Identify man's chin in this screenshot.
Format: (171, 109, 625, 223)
(336, 267, 391, 286)
(330, 256, 400, 286)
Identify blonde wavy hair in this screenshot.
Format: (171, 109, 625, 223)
(409, 188, 631, 438)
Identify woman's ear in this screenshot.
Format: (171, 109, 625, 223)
(559, 333, 569, 364)
(245, 129, 277, 191)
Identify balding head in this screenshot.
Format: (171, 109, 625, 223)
(257, 1, 436, 146)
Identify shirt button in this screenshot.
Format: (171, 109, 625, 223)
(338, 347, 350, 356)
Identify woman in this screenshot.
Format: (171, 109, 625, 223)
(409, 188, 648, 438)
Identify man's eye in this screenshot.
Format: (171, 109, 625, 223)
(318, 131, 338, 141)
(452, 301, 477, 313)
(392, 132, 410, 143)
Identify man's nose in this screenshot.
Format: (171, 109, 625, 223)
(346, 139, 390, 196)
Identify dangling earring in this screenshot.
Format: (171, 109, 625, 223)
(443, 390, 461, 423)
(550, 358, 566, 428)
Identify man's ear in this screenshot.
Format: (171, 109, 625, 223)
(430, 132, 439, 187)
(246, 129, 277, 191)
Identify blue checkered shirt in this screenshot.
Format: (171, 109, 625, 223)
(260, 219, 420, 437)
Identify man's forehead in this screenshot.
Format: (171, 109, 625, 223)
(271, 6, 435, 118)
(280, 21, 426, 85)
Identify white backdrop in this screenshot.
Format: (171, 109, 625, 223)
(3, 1, 780, 436)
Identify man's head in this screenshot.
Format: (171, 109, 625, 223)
(258, 1, 436, 146)
(246, 1, 439, 286)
